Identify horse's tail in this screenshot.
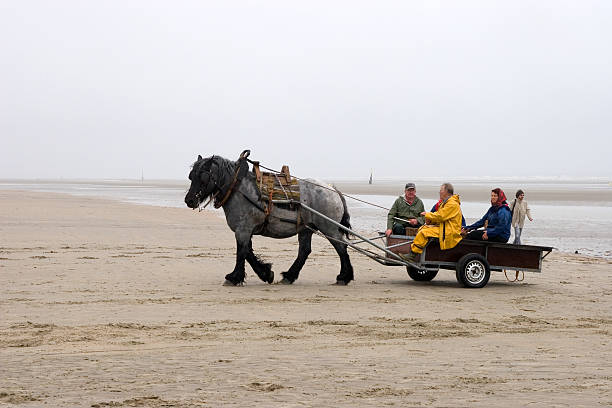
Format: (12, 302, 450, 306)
(333, 186, 351, 239)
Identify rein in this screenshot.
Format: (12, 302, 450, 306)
(198, 191, 218, 212)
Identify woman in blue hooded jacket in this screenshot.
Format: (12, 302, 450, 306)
(462, 188, 512, 243)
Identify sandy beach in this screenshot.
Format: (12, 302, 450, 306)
(1, 190, 610, 407)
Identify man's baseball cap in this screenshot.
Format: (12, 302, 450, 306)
(405, 183, 416, 190)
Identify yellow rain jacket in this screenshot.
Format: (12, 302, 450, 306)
(424, 194, 463, 250)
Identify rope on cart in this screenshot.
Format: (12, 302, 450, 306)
(504, 270, 525, 282)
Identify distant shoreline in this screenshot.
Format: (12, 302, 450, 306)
(3, 178, 610, 205)
(1, 176, 610, 184)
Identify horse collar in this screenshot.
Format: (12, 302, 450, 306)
(213, 158, 243, 208)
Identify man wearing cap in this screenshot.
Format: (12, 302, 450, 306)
(385, 183, 425, 237)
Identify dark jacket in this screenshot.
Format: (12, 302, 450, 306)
(466, 205, 512, 241)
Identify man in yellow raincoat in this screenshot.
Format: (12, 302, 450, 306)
(405, 183, 463, 263)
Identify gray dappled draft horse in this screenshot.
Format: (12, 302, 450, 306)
(184, 152, 354, 286)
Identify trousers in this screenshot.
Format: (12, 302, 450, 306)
(392, 223, 407, 235)
(410, 225, 440, 254)
(466, 230, 508, 243)
(513, 226, 523, 245)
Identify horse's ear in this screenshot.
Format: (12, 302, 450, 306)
(198, 155, 202, 160)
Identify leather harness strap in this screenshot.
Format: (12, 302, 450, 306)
(237, 190, 302, 237)
(211, 150, 303, 231)
(214, 150, 250, 209)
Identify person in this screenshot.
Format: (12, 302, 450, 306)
(462, 188, 511, 243)
(431, 199, 467, 227)
(404, 183, 463, 262)
(510, 189, 533, 245)
(385, 183, 425, 236)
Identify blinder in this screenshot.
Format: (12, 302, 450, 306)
(189, 151, 250, 209)
(197, 158, 217, 197)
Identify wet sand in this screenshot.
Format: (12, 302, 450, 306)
(1, 190, 610, 407)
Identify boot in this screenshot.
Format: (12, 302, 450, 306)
(404, 250, 420, 264)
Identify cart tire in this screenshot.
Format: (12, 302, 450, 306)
(455, 268, 464, 286)
(407, 267, 438, 282)
(456, 254, 490, 288)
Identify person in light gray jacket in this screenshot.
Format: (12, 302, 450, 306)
(510, 189, 533, 245)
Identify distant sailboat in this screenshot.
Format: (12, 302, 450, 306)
(368, 169, 373, 185)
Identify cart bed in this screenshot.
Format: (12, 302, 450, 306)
(386, 235, 553, 273)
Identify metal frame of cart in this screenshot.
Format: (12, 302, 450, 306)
(300, 202, 553, 288)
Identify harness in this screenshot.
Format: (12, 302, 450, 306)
(205, 150, 302, 231)
(213, 150, 250, 209)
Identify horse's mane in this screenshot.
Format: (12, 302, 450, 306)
(193, 155, 259, 200)
(193, 155, 234, 176)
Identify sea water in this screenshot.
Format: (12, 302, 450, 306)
(2, 180, 611, 259)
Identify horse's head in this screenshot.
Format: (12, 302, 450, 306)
(185, 154, 221, 209)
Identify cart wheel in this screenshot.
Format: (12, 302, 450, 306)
(456, 254, 490, 288)
(407, 267, 438, 282)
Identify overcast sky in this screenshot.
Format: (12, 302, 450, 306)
(1, 1, 610, 180)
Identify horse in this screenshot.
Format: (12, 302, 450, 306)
(184, 151, 354, 286)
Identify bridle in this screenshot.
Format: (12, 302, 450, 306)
(192, 150, 250, 210)
(190, 155, 218, 211)
(194, 190, 218, 212)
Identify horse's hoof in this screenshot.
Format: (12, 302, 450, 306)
(223, 279, 244, 286)
(278, 278, 294, 285)
(266, 272, 274, 284)
(335, 280, 350, 286)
